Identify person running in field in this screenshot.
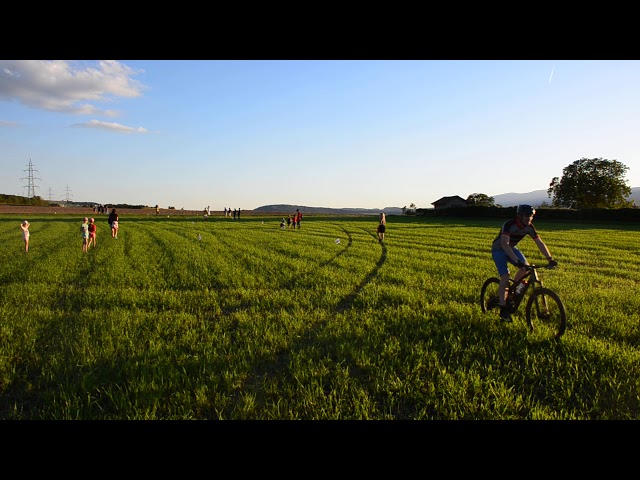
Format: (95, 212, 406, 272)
(81, 217, 90, 253)
(491, 204, 557, 322)
(20, 220, 30, 253)
(377, 212, 386, 242)
(88, 218, 97, 249)
(286, 215, 292, 229)
(108, 208, 119, 238)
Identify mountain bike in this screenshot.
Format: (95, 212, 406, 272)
(480, 263, 567, 339)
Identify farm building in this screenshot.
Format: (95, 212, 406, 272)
(431, 195, 468, 209)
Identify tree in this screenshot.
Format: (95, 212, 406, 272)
(402, 203, 417, 215)
(466, 193, 496, 207)
(548, 157, 632, 209)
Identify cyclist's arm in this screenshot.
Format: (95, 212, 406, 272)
(500, 234, 521, 263)
(534, 237, 553, 260)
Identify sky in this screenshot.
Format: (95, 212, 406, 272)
(1, 60, 639, 211)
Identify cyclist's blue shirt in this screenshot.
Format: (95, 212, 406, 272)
(491, 218, 539, 251)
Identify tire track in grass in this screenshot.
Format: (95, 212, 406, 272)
(145, 226, 232, 292)
(334, 226, 386, 313)
(215, 223, 384, 319)
(114, 219, 384, 419)
(235, 225, 388, 417)
(196, 223, 352, 318)
(144, 221, 342, 348)
(277, 224, 354, 290)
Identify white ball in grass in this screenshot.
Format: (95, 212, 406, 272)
(335, 238, 341, 244)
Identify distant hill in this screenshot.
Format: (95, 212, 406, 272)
(492, 190, 552, 207)
(257, 189, 639, 213)
(492, 187, 640, 208)
(253, 204, 404, 215)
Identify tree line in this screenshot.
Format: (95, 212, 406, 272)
(0, 194, 51, 206)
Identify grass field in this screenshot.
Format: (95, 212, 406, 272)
(1, 213, 639, 419)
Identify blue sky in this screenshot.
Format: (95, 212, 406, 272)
(1, 60, 639, 210)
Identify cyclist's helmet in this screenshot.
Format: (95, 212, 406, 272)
(517, 204, 536, 216)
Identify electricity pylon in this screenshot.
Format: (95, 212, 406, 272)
(21, 158, 41, 198)
(64, 185, 73, 205)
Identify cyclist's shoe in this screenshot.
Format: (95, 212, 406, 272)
(487, 296, 499, 311)
(499, 306, 512, 323)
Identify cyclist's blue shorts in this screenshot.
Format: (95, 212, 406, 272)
(492, 247, 526, 277)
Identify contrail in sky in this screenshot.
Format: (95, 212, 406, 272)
(548, 66, 555, 84)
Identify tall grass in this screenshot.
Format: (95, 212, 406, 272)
(0, 214, 638, 419)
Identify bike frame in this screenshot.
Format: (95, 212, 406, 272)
(506, 265, 544, 312)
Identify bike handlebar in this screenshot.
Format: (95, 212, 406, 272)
(523, 263, 557, 271)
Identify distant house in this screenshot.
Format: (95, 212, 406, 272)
(431, 195, 468, 209)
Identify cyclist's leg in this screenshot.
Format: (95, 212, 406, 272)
(512, 247, 528, 283)
(492, 249, 510, 307)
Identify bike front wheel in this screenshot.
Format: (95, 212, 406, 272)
(525, 288, 567, 339)
(480, 277, 501, 313)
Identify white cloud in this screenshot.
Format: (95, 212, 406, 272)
(71, 119, 148, 134)
(0, 60, 147, 116)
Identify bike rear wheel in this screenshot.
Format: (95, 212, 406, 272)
(480, 277, 501, 313)
(525, 288, 567, 339)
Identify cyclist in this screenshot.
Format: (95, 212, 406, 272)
(491, 204, 557, 322)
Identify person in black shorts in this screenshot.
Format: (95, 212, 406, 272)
(377, 212, 386, 242)
(491, 204, 557, 322)
(108, 208, 119, 239)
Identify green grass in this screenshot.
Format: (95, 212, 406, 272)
(1, 214, 639, 419)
